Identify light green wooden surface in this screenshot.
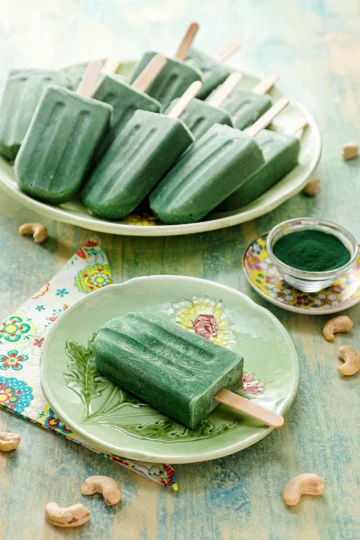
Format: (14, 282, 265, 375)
(0, 1, 359, 538)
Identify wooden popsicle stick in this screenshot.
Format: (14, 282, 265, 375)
(252, 73, 279, 95)
(207, 72, 243, 108)
(245, 97, 290, 137)
(131, 54, 167, 92)
(167, 81, 202, 119)
(101, 57, 121, 75)
(287, 119, 308, 137)
(76, 60, 103, 97)
(214, 41, 242, 63)
(216, 389, 284, 429)
(174, 22, 200, 61)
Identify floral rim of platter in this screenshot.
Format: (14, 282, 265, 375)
(243, 233, 360, 314)
(0, 62, 321, 237)
(40, 276, 299, 463)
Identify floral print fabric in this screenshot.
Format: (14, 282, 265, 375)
(0, 236, 177, 490)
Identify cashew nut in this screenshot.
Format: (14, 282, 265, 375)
(45, 502, 90, 528)
(338, 345, 360, 376)
(283, 474, 326, 506)
(81, 475, 122, 506)
(19, 222, 48, 244)
(0, 432, 20, 451)
(303, 178, 320, 196)
(322, 316, 353, 342)
(342, 142, 358, 160)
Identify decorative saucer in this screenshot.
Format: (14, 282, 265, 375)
(243, 234, 360, 315)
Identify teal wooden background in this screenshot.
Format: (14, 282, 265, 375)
(0, 1, 359, 538)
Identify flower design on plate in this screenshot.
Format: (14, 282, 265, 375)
(312, 293, 340, 308)
(123, 212, 159, 226)
(38, 404, 74, 436)
(241, 373, 265, 398)
(170, 296, 236, 348)
(0, 313, 35, 344)
(269, 288, 294, 303)
(296, 294, 314, 306)
(251, 241, 262, 255)
(74, 264, 113, 293)
(245, 253, 262, 272)
(0, 350, 29, 371)
(0, 377, 34, 413)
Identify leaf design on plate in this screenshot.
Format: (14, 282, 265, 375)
(63, 336, 143, 420)
(63, 336, 110, 418)
(101, 417, 243, 442)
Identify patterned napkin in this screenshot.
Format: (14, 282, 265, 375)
(0, 237, 177, 490)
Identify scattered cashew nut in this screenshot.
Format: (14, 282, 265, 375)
(283, 474, 326, 506)
(303, 178, 320, 196)
(81, 475, 122, 506)
(0, 432, 20, 451)
(338, 345, 360, 376)
(322, 316, 353, 342)
(45, 502, 90, 528)
(19, 222, 48, 244)
(342, 142, 358, 160)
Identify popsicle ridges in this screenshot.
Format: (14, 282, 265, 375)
(222, 90, 272, 130)
(94, 313, 243, 429)
(0, 71, 71, 161)
(15, 85, 112, 204)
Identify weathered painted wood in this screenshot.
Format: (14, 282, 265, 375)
(0, 0, 359, 538)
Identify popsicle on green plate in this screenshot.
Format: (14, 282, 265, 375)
(164, 72, 242, 138)
(81, 82, 201, 220)
(150, 98, 289, 225)
(92, 55, 166, 160)
(128, 23, 202, 109)
(94, 312, 284, 429)
(15, 61, 112, 204)
(218, 122, 303, 211)
(185, 41, 241, 99)
(0, 69, 72, 160)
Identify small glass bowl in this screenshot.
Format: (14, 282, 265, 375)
(266, 218, 358, 293)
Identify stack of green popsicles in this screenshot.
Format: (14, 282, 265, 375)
(150, 98, 289, 224)
(81, 82, 200, 219)
(95, 312, 284, 429)
(0, 69, 72, 160)
(15, 61, 112, 204)
(128, 23, 202, 110)
(185, 41, 241, 99)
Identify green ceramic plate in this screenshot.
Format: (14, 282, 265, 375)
(40, 276, 299, 464)
(0, 62, 321, 237)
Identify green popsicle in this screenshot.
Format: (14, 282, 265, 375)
(150, 124, 265, 225)
(128, 23, 202, 109)
(219, 73, 278, 130)
(15, 61, 112, 204)
(81, 82, 201, 219)
(92, 55, 165, 161)
(185, 41, 241, 99)
(218, 127, 301, 211)
(94, 312, 244, 429)
(0, 69, 72, 161)
(164, 72, 242, 138)
(164, 98, 232, 138)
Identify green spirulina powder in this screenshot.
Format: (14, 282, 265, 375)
(273, 230, 351, 271)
